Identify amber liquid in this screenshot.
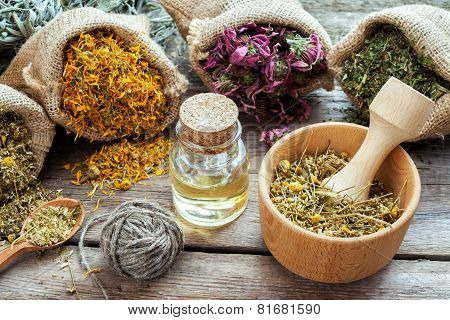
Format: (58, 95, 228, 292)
(170, 163, 249, 227)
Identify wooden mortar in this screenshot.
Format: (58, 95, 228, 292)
(258, 122, 421, 283)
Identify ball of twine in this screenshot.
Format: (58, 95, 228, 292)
(79, 200, 184, 299)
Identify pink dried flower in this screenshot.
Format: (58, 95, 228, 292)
(260, 126, 290, 147)
(202, 22, 327, 123)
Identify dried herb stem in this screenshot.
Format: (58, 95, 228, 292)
(67, 255, 81, 300)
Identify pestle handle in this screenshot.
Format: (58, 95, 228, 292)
(325, 77, 435, 201)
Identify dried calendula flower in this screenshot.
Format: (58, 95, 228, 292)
(68, 137, 172, 196)
(270, 148, 403, 238)
(24, 205, 80, 247)
(62, 30, 168, 139)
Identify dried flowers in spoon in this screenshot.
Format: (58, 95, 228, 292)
(23, 205, 81, 247)
(202, 22, 327, 123)
(0, 185, 59, 244)
(270, 149, 403, 238)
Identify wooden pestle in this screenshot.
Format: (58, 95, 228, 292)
(325, 77, 435, 201)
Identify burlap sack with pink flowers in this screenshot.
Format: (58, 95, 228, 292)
(0, 84, 55, 173)
(161, 0, 334, 96)
(329, 5, 450, 141)
(0, 7, 187, 141)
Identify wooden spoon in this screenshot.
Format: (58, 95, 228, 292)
(325, 77, 434, 201)
(0, 198, 85, 269)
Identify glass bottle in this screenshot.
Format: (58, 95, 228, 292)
(169, 93, 249, 227)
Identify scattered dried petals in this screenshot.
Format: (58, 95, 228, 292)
(68, 137, 171, 196)
(259, 126, 290, 147)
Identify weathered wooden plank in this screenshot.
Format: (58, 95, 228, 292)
(0, 247, 449, 299)
(40, 169, 450, 257)
(39, 88, 449, 258)
(42, 100, 449, 180)
(301, 0, 446, 12)
(35, 4, 450, 258)
(1, 0, 448, 300)
(301, 0, 448, 43)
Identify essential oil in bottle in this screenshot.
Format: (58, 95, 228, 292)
(169, 93, 249, 227)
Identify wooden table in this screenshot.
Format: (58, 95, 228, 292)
(1, 0, 449, 299)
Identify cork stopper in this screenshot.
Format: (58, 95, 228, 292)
(179, 93, 239, 148)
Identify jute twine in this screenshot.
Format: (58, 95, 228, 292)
(0, 84, 55, 173)
(0, 7, 188, 141)
(161, 0, 334, 97)
(329, 5, 450, 141)
(79, 200, 184, 299)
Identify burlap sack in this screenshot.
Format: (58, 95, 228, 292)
(0, 7, 187, 141)
(162, 0, 334, 97)
(0, 84, 55, 173)
(329, 5, 450, 141)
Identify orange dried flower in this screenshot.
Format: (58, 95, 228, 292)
(68, 137, 172, 196)
(62, 31, 168, 139)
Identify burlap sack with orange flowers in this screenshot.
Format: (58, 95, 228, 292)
(0, 7, 187, 141)
(329, 5, 450, 141)
(0, 84, 55, 173)
(161, 0, 334, 97)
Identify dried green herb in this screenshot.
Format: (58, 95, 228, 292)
(0, 186, 59, 243)
(0, 112, 38, 203)
(0, 0, 63, 55)
(24, 205, 80, 247)
(144, 1, 178, 46)
(1, 1, 177, 58)
(62, 0, 177, 47)
(270, 149, 403, 237)
(341, 25, 449, 125)
(62, 0, 138, 13)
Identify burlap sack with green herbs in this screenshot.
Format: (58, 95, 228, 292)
(161, 0, 334, 96)
(0, 84, 55, 173)
(329, 5, 450, 141)
(0, 7, 187, 141)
